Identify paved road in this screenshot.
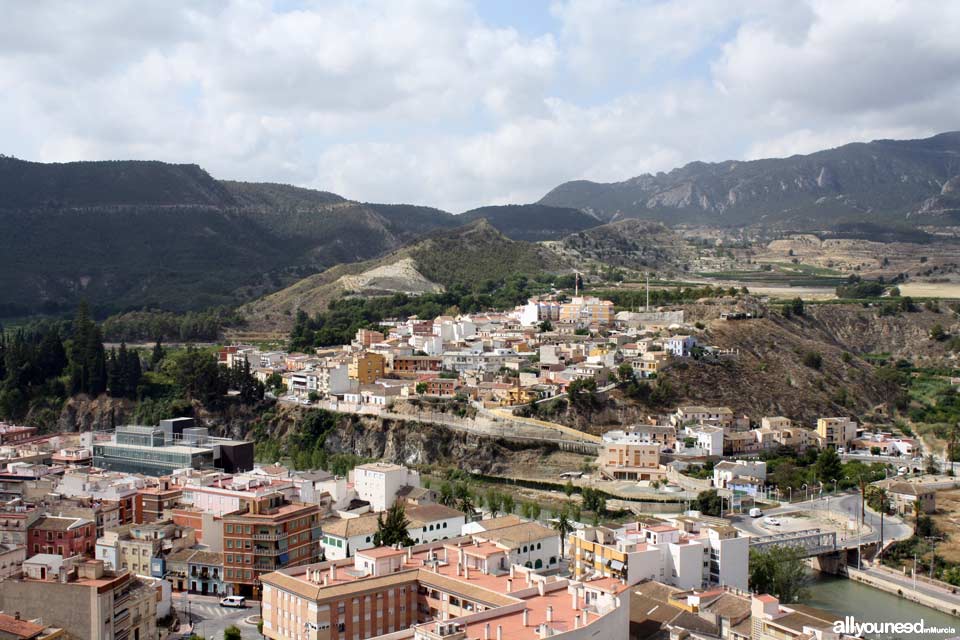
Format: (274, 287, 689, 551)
(730, 492, 913, 548)
(175, 594, 259, 640)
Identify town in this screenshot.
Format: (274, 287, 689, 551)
(0, 291, 954, 640)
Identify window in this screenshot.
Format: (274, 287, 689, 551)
(226, 525, 233, 533)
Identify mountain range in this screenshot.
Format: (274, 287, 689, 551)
(540, 131, 960, 227)
(2, 131, 959, 317)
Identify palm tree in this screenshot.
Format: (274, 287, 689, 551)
(913, 498, 923, 537)
(553, 510, 574, 560)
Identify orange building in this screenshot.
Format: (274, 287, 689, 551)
(349, 353, 386, 384)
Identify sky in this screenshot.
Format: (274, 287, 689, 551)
(2, 0, 959, 212)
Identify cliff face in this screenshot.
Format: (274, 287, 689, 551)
(57, 395, 135, 432)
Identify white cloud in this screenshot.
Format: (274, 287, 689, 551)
(1, 0, 958, 211)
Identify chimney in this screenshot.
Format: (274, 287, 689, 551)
(506, 578, 512, 593)
(546, 606, 553, 622)
(456, 562, 461, 577)
(522, 609, 529, 627)
(537, 580, 545, 597)
(496, 626, 502, 640)
(571, 589, 578, 610)
(509, 565, 515, 579)
(484, 623, 490, 640)
(14, 613, 20, 621)
(444, 548, 449, 562)
(329, 564, 337, 581)
(525, 570, 532, 587)
(464, 565, 470, 579)
(574, 615, 580, 630)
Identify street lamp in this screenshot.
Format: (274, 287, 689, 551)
(787, 486, 793, 502)
(802, 483, 809, 502)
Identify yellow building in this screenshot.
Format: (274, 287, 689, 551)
(559, 297, 615, 325)
(349, 352, 386, 384)
(816, 417, 857, 448)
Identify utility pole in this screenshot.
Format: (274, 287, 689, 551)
(645, 272, 650, 312)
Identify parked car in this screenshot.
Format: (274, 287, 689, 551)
(764, 517, 781, 526)
(220, 596, 246, 608)
(749, 508, 763, 518)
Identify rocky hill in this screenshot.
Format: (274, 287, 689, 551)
(540, 131, 960, 229)
(459, 203, 601, 241)
(242, 220, 568, 330)
(547, 219, 693, 272)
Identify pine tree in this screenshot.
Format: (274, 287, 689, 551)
(373, 502, 414, 547)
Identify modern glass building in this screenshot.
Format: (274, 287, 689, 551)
(93, 426, 216, 476)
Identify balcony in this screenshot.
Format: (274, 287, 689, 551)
(251, 532, 285, 541)
(253, 546, 288, 556)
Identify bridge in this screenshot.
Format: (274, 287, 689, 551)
(749, 528, 839, 557)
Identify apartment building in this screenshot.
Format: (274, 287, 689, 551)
(0, 424, 37, 446)
(95, 519, 195, 576)
(354, 329, 385, 348)
(559, 296, 615, 325)
(0, 557, 157, 640)
(569, 518, 749, 591)
(597, 429, 667, 482)
(349, 353, 386, 385)
(351, 462, 421, 513)
(713, 461, 767, 489)
(816, 417, 858, 449)
(0, 505, 40, 546)
(28, 515, 96, 558)
(261, 537, 628, 640)
(137, 481, 183, 523)
(222, 494, 321, 598)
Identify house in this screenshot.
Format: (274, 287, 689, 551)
(351, 462, 420, 513)
(319, 514, 380, 560)
(406, 504, 466, 545)
(598, 431, 664, 482)
(713, 460, 767, 489)
(663, 335, 697, 357)
(887, 482, 936, 516)
(28, 515, 96, 559)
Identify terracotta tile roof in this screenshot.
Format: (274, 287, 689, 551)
(0, 613, 46, 639)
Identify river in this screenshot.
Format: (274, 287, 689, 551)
(802, 573, 959, 639)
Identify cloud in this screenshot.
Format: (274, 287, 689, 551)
(1, 1, 957, 211)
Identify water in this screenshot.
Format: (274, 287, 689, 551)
(802, 573, 959, 639)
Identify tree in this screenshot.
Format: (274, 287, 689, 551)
(930, 324, 947, 341)
(501, 493, 516, 515)
(563, 481, 575, 497)
(454, 482, 475, 515)
(373, 502, 414, 547)
(749, 546, 810, 603)
(791, 297, 805, 317)
(553, 509, 574, 559)
(913, 499, 922, 537)
(438, 482, 457, 508)
(802, 351, 823, 369)
(151, 338, 166, 366)
(224, 626, 242, 640)
(814, 449, 843, 484)
(485, 488, 502, 517)
(581, 487, 606, 519)
(692, 490, 723, 517)
(416, 382, 428, 396)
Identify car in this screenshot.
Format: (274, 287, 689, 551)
(749, 508, 763, 518)
(220, 596, 246, 608)
(764, 517, 781, 526)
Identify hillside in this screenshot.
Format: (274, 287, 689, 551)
(546, 219, 694, 272)
(459, 203, 600, 241)
(540, 131, 960, 228)
(242, 220, 568, 330)
(0, 157, 458, 316)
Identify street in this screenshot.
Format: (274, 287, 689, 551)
(175, 594, 260, 640)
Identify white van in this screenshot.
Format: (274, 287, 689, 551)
(749, 508, 763, 518)
(220, 596, 246, 608)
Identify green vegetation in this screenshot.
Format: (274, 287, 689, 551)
(373, 502, 414, 547)
(692, 489, 723, 517)
(102, 307, 244, 342)
(749, 546, 810, 602)
(593, 285, 737, 310)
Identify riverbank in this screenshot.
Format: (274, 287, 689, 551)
(803, 573, 959, 640)
(846, 566, 960, 617)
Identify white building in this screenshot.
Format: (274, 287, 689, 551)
(664, 335, 697, 357)
(569, 518, 749, 591)
(713, 460, 767, 490)
(406, 504, 466, 545)
(685, 425, 724, 456)
(351, 462, 420, 513)
(319, 514, 379, 560)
